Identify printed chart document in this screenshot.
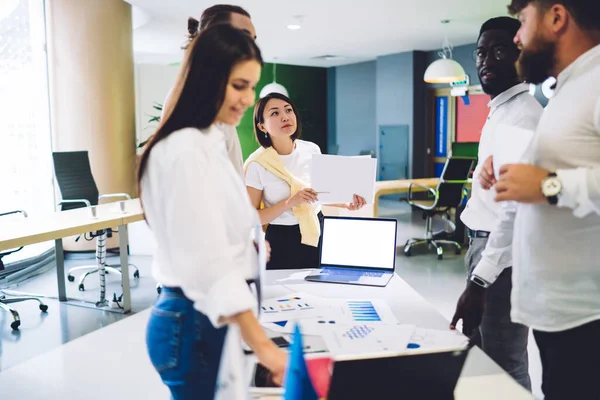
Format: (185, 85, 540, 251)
(310, 154, 377, 204)
(492, 124, 535, 179)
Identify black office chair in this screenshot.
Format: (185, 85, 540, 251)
(404, 155, 475, 260)
(0, 210, 49, 330)
(52, 151, 139, 291)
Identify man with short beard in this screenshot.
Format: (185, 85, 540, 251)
(450, 17, 542, 391)
(478, 1, 600, 398)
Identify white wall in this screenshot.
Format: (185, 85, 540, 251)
(134, 63, 178, 152)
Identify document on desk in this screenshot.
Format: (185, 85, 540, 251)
(492, 124, 535, 179)
(323, 323, 416, 356)
(310, 154, 377, 204)
(259, 292, 329, 323)
(407, 327, 468, 351)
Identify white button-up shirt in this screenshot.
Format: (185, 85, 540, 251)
(141, 126, 259, 327)
(461, 83, 543, 283)
(479, 45, 600, 332)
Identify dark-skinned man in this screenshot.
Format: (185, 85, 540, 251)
(449, 17, 543, 391)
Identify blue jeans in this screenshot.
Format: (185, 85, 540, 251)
(466, 238, 531, 391)
(146, 287, 228, 399)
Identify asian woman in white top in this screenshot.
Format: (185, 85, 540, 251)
(138, 25, 286, 399)
(245, 93, 367, 270)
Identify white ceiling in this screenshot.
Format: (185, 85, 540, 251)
(125, 0, 512, 67)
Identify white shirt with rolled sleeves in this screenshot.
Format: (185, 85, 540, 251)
(141, 125, 260, 328)
(460, 83, 543, 284)
(477, 45, 600, 332)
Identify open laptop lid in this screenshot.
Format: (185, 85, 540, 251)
(328, 347, 470, 400)
(319, 216, 398, 272)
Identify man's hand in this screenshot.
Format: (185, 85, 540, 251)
(479, 156, 496, 190)
(495, 164, 549, 203)
(450, 281, 486, 338)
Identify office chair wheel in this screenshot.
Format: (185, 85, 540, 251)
(437, 254, 443, 260)
(404, 248, 412, 257)
(11, 320, 20, 330)
(78, 283, 85, 291)
(134, 270, 140, 279)
(67, 275, 75, 282)
(455, 247, 462, 255)
(39, 304, 49, 312)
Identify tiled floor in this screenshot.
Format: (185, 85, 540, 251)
(0, 199, 543, 399)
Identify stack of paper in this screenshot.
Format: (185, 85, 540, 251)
(310, 154, 377, 204)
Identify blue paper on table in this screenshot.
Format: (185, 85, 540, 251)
(284, 324, 318, 400)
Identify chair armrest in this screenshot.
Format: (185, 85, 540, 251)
(57, 199, 91, 208)
(0, 210, 28, 218)
(98, 193, 132, 201)
(0, 210, 28, 257)
(407, 183, 438, 209)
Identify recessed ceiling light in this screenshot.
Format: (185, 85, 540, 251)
(287, 24, 301, 30)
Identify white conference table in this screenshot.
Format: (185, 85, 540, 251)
(0, 270, 533, 399)
(0, 199, 145, 313)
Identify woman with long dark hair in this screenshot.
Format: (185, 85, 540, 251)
(139, 25, 286, 399)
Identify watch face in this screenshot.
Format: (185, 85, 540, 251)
(542, 177, 562, 197)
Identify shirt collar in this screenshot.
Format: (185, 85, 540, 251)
(555, 44, 600, 94)
(488, 82, 530, 109)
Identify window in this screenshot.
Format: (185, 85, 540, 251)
(0, 0, 54, 262)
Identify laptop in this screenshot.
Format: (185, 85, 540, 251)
(304, 216, 397, 287)
(249, 346, 471, 399)
(327, 347, 470, 399)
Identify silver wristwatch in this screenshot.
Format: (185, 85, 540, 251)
(470, 274, 491, 289)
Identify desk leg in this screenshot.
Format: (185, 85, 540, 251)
(55, 238, 67, 302)
(119, 224, 131, 313)
(373, 195, 380, 217)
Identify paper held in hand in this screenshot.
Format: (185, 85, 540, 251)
(310, 154, 377, 204)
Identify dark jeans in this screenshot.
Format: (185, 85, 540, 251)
(146, 287, 228, 400)
(534, 319, 600, 400)
(466, 237, 531, 391)
(265, 212, 324, 270)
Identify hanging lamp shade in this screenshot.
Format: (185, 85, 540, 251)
(259, 63, 289, 98)
(424, 57, 466, 84)
(259, 82, 289, 98)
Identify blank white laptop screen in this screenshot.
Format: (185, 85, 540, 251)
(320, 218, 397, 270)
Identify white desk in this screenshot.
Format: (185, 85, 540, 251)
(0, 199, 145, 313)
(0, 271, 533, 399)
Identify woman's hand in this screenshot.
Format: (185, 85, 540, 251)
(286, 188, 318, 208)
(256, 342, 288, 386)
(253, 240, 271, 262)
(345, 194, 367, 211)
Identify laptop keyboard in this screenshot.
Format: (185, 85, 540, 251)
(322, 268, 385, 278)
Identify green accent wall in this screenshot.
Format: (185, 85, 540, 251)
(238, 63, 328, 160)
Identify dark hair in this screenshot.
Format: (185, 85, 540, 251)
(185, 5, 251, 48)
(138, 24, 263, 186)
(253, 92, 302, 148)
(508, 0, 600, 31)
(478, 17, 521, 42)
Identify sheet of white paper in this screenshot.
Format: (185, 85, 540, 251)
(492, 124, 535, 179)
(260, 298, 398, 335)
(310, 154, 377, 204)
(322, 323, 416, 356)
(407, 327, 468, 351)
(259, 292, 330, 323)
(274, 270, 313, 282)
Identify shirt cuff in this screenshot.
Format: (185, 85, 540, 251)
(471, 258, 504, 285)
(556, 169, 585, 209)
(197, 271, 258, 328)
